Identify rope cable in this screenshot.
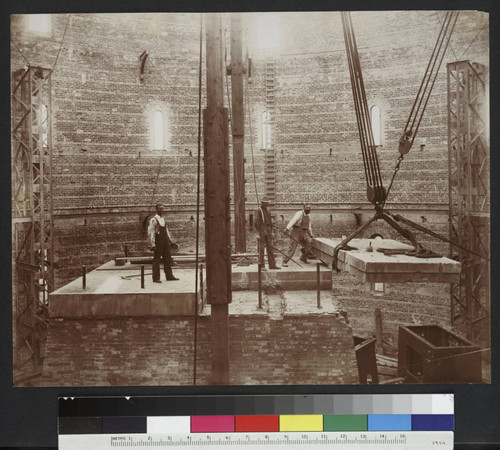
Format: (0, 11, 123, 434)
(193, 13, 204, 385)
(412, 14, 458, 141)
(408, 12, 457, 138)
(434, 11, 459, 61)
(223, 33, 246, 249)
(384, 12, 459, 207)
(341, 12, 385, 205)
(244, 62, 260, 205)
(404, 12, 459, 143)
(48, 14, 71, 77)
(459, 21, 489, 60)
(405, 12, 450, 133)
(11, 39, 31, 67)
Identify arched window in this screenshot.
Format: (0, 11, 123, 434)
(262, 111, 272, 149)
(153, 110, 164, 150)
(370, 105, 381, 146)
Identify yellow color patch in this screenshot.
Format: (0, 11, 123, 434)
(279, 415, 323, 431)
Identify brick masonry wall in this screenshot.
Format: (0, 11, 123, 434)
(331, 271, 451, 348)
(39, 313, 358, 386)
(11, 14, 488, 289)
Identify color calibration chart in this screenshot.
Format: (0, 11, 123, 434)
(59, 394, 454, 449)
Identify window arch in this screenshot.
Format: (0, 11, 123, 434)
(262, 111, 272, 149)
(153, 110, 164, 150)
(370, 105, 381, 146)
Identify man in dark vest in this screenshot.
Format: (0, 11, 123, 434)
(282, 203, 314, 267)
(148, 203, 179, 283)
(255, 197, 280, 270)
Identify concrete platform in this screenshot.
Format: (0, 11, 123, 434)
(50, 264, 199, 318)
(232, 263, 331, 290)
(49, 260, 332, 318)
(312, 238, 461, 283)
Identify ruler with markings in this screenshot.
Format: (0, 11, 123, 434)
(61, 431, 453, 449)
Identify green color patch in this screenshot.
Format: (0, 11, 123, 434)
(323, 414, 368, 431)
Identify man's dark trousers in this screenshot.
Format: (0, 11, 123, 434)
(152, 225, 174, 281)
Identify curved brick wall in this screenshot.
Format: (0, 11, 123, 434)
(11, 12, 488, 286)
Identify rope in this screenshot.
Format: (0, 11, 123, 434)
(434, 11, 459, 61)
(48, 14, 71, 77)
(223, 32, 246, 249)
(244, 58, 260, 205)
(11, 39, 31, 67)
(341, 12, 385, 205)
(384, 154, 404, 205)
(459, 21, 489, 60)
(387, 212, 490, 261)
(193, 13, 204, 386)
(383, 11, 459, 208)
(142, 54, 178, 226)
(148, 58, 174, 101)
(403, 12, 459, 146)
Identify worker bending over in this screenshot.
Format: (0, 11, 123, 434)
(282, 203, 314, 267)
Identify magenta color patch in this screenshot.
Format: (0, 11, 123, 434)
(191, 415, 235, 433)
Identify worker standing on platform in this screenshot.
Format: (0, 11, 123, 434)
(282, 203, 314, 267)
(255, 197, 280, 270)
(148, 204, 179, 283)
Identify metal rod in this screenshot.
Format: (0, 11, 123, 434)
(141, 265, 145, 289)
(200, 264, 204, 305)
(258, 263, 262, 309)
(82, 265, 86, 290)
(317, 263, 321, 309)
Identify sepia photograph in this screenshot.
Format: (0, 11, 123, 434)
(11, 10, 490, 387)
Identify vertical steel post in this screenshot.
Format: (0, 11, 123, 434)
(447, 60, 489, 344)
(316, 263, 321, 309)
(200, 263, 204, 305)
(258, 263, 263, 309)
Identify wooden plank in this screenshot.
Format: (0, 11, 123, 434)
(204, 14, 231, 305)
(211, 303, 229, 384)
(205, 13, 230, 386)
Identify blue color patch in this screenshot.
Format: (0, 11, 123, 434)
(368, 414, 412, 431)
(412, 414, 454, 431)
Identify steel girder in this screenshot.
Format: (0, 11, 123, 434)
(447, 60, 489, 345)
(12, 66, 54, 374)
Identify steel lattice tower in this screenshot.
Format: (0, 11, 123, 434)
(12, 66, 54, 376)
(447, 60, 489, 346)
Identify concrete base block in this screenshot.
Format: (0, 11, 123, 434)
(312, 237, 461, 283)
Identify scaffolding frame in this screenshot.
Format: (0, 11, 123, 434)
(12, 66, 54, 375)
(447, 60, 489, 345)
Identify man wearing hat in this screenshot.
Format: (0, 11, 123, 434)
(255, 197, 280, 270)
(282, 203, 314, 267)
(148, 203, 179, 282)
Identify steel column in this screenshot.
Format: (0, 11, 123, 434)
(12, 66, 54, 374)
(447, 60, 489, 345)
